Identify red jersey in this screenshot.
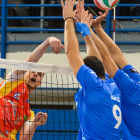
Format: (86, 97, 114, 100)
(0, 71, 34, 140)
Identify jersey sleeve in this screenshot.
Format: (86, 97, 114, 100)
(6, 70, 25, 82)
(77, 64, 100, 94)
(113, 69, 136, 98)
(123, 64, 140, 83)
(0, 70, 25, 96)
(24, 110, 35, 126)
(0, 70, 24, 88)
(105, 73, 110, 80)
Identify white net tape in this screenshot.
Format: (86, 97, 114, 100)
(0, 58, 74, 76)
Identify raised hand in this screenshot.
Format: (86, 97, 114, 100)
(81, 9, 90, 28)
(48, 37, 64, 54)
(90, 10, 108, 29)
(33, 112, 48, 127)
(61, 0, 76, 20)
(73, 0, 85, 23)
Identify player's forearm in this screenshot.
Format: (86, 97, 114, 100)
(25, 39, 49, 63)
(13, 39, 50, 75)
(64, 19, 83, 76)
(94, 25, 129, 69)
(88, 28, 104, 61)
(89, 28, 113, 66)
(20, 122, 37, 140)
(85, 34, 102, 61)
(94, 25, 122, 56)
(90, 26, 118, 77)
(64, 19, 79, 55)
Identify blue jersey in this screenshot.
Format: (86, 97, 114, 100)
(114, 66, 140, 139)
(105, 73, 132, 140)
(123, 65, 140, 83)
(75, 65, 122, 140)
(122, 120, 132, 140)
(105, 73, 121, 103)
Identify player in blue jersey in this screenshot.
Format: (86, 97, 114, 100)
(61, 0, 122, 139)
(74, 1, 124, 139)
(74, 1, 135, 139)
(88, 8, 140, 140)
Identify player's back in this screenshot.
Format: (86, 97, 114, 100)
(75, 65, 122, 140)
(113, 68, 140, 139)
(105, 73, 133, 140)
(121, 81, 140, 138)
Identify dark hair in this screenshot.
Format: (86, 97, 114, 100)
(83, 56, 105, 79)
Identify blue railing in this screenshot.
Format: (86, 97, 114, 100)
(0, 1, 140, 77)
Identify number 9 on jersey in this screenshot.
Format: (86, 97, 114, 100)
(112, 104, 122, 129)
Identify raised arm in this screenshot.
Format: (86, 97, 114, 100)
(85, 31, 102, 60)
(61, 0, 84, 77)
(90, 11, 129, 69)
(13, 37, 64, 75)
(74, 0, 102, 61)
(19, 112, 47, 140)
(75, 1, 118, 78)
(81, 10, 102, 61)
(90, 30, 118, 77)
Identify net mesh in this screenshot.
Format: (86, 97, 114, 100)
(0, 59, 80, 140)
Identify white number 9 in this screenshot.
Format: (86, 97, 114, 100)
(112, 104, 122, 129)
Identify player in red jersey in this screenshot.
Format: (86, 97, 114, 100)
(0, 36, 64, 140)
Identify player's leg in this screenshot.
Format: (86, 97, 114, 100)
(90, 11, 129, 70)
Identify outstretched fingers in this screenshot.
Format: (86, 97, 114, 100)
(61, 0, 64, 8)
(104, 10, 109, 18)
(99, 11, 103, 17)
(81, 9, 85, 22)
(99, 10, 108, 19)
(81, 0, 84, 10)
(89, 13, 93, 20)
(73, 9, 78, 15)
(73, 0, 76, 5)
(65, 0, 68, 5)
(61, 44, 65, 49)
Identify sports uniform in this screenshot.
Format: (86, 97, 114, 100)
(114, 66, 140, 140)
(0, 138, 10, 140)
(105, 73, 132, 140)
(75, 65, 122, 140)
(0, 71, 34, 140)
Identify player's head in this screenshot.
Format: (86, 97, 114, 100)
(24, 71, 44, 90)
(83, 56, 105, 79)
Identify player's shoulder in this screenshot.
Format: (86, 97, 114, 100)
(80, 64, 98, 74)
(78, 64, 99, 81)
(114, 69, 131, 81)
(123, 64, 138, 73)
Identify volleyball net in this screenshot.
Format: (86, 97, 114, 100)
(0, 59, 80, 140)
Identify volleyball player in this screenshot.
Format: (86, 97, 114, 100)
(0, 37, 64, 140)
(74, 1, 133, 139)
(88, 9, 140, 140)
(61, 0, 121, 139)
(74, 1, 127, 139)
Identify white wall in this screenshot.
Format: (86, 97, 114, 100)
(6, 52, 140, 71)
